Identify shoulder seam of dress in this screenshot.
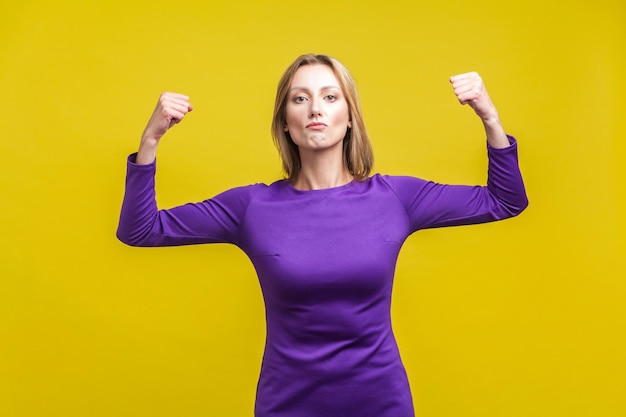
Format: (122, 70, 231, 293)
(377, 175, 413, 231)
(236, 183, 266, 248)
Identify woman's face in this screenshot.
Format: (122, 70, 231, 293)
(284, 64, 351, 153)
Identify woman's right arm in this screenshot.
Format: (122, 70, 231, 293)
(116, 93, 252, 248)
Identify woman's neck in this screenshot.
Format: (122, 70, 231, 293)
(293, 148, 353, 191)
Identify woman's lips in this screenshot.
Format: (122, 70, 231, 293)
(306, 122, 327, 130)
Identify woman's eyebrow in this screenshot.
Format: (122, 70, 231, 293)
(289, 85, 341, 92)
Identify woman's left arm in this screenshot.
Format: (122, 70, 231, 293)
(450, 72, 509, 149)
(382, 72, 528, 232)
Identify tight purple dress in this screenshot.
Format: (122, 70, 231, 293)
(117, 136, 527, 417)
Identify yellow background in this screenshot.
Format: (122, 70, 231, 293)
(1, 1, 624, 416)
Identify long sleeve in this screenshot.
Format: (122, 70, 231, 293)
(116, 153, 258, 247)
(382, 135, 528, 233)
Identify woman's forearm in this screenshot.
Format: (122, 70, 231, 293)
(135, 136, 159, 165)
(482, 115, 510, 149)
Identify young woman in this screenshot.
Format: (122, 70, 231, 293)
(117, 54, 528, 417)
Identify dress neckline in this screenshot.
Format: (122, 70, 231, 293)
(283, 178, 360, 195)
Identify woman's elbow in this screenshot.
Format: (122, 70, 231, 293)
(116, 227, 151, 247)
(507, 195, 529, 217)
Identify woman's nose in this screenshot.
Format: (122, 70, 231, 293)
(309, 100, 322, 118)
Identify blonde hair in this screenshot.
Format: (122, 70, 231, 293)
(271, 54, 373, 182)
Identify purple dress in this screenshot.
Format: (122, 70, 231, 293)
(117, 137, 527, 417)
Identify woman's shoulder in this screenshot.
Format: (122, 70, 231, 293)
(223, 179, 288, 199)
(369, 173, 429, 187)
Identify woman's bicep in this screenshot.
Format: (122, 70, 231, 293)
(383, 175, 517, 232)
(117, 186, 255, 247)
(407, 182, 513, 230)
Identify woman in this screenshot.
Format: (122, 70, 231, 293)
(117, 54, 528, 417)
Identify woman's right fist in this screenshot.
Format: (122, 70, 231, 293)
(142, 92, 193, 142)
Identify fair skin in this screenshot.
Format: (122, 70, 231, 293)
(284, 64, 353, 190)
(449, 71, 510, 149)
(136, 92, 194, 165)
(135, 68, 510, 184)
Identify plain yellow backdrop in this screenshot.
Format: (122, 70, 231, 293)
(1, 1, 624, 416)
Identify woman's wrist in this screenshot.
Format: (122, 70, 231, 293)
(482, 116, 510, 149)
(136, 136, 159, 164)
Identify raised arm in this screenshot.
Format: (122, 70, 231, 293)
(450, 72, 509, 149)
(383, 73, 528, 232)
(116, 93, 253, 248)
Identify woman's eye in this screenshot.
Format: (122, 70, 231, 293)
(293, 96, 307, 103)
(325, 95, 337, 102)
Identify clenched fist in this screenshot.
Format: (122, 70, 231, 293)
(449, 72, 498, 122)
(142, 92, 194, 142)
(450, 72, 510, 149)
(135, 92, 193, 164)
